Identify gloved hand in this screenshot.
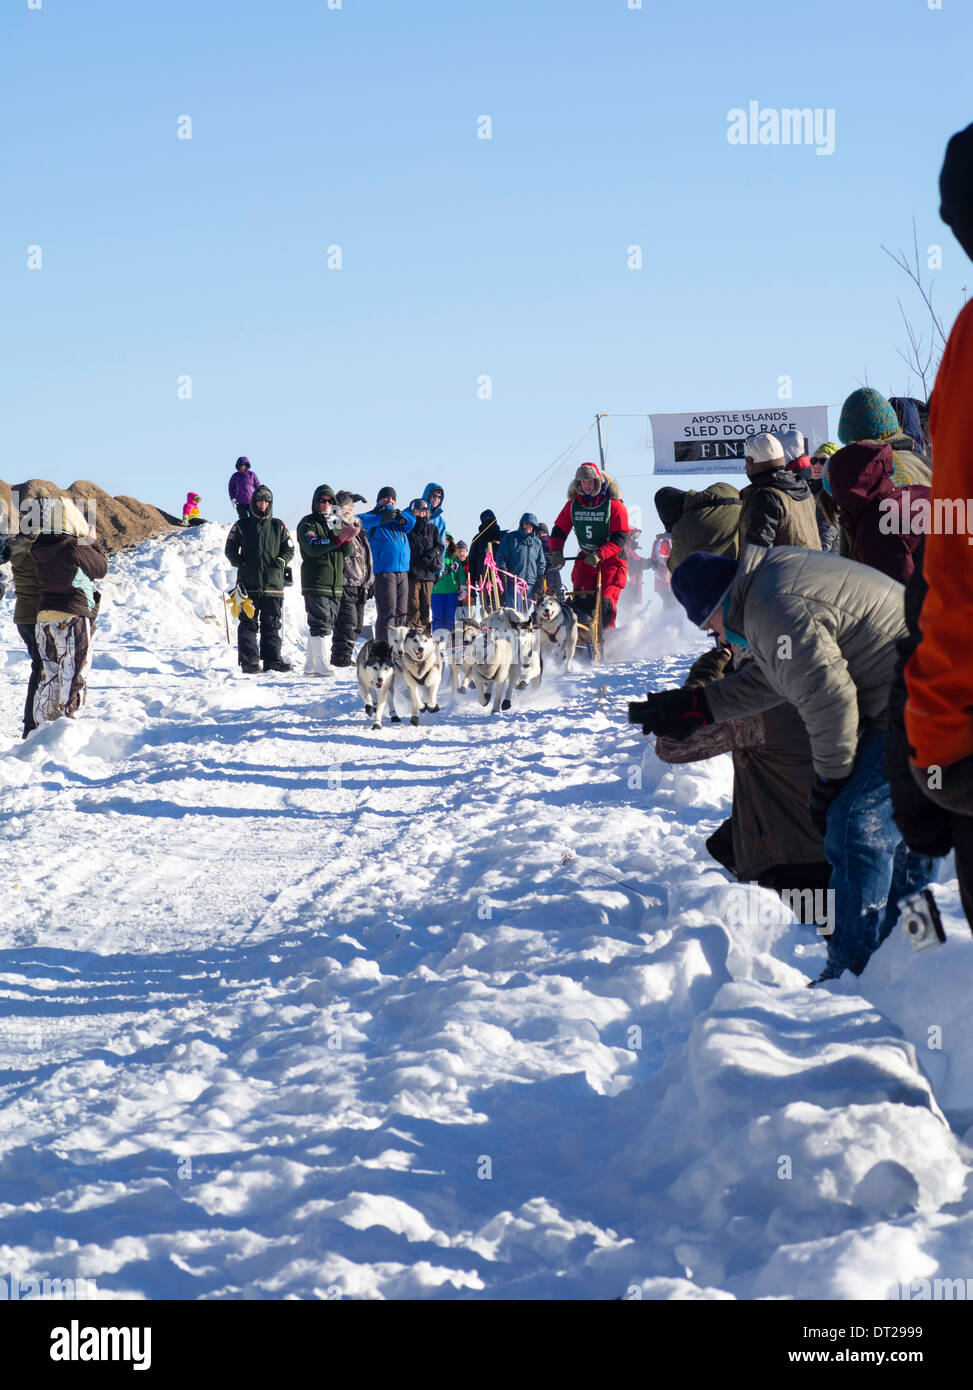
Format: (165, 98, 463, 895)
(547, 552, 566, 570)
(352, 493, 367, 504)
(335, 523, 357, 545)
(686, 642, 733, 688)
(365, 582, 375, 600)
(227, 585, 255, 620)
(582, 551, 600, 568)
(807, 774, 851, 837)
(392, 509, 404, 523)
(628, 686, 712, 741)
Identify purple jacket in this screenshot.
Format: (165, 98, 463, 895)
(229, 467, 261, 505)
(827, 442, 929, 586)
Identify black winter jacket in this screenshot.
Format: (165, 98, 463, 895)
(225, 487, 295, 596)
(408, 518, 444, 582)
(469, 518, 504, 585)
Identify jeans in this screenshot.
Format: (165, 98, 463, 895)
(824, 728, 937, 975)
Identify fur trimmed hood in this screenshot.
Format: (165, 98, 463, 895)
(567, 462, 622, 502)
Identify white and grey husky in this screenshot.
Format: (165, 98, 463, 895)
(356, 639, 398, 730)
(533, 593, 579, 671)
(483, 608, 543, 695)
(388, 625, 443, 726)
(459, 625, 515, 714)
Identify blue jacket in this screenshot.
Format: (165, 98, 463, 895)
(358, 505, 416, 572)
(496, 513, 545, 588)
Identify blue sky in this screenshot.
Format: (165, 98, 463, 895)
(3, 0, 971, 544)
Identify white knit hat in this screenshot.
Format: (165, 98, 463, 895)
(776, 428, 807, 463)
(744, 431, 786, 475)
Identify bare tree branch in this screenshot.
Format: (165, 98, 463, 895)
(881, 219, 951, 396)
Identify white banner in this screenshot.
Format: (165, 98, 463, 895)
(649, 406, 831, 474)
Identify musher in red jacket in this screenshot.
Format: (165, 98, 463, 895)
(548, 462, 630, 627)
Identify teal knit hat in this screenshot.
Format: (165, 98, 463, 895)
(838, 389, 900, 446)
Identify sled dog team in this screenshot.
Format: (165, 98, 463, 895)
(356, 597, 578, 729)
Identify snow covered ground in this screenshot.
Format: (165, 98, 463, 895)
(1, 523, 972, 1301)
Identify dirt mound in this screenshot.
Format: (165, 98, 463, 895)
(0, 478, 186, 554)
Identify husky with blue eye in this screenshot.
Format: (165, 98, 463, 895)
(356, 639, 398, 729)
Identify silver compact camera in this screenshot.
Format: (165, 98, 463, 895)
(898, 887, 946, 953)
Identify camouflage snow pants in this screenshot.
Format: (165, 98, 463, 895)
(34, 616, 95, 724)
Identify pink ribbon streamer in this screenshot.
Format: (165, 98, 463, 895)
(477, 553, 532, 607)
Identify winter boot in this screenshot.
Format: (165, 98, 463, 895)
(241, 661, 262, 674)
(263, 658, 293, 673)
(304, 634, 333, 677)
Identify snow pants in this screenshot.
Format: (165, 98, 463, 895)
(331, 583, 366, 665)
(34, 615, 94, 724)
(17, 622, 44, 737)
(303, 592, 340, 638)
(374, 571, 408, 643)
(408, 579, 433, 630)
(430, 592, 458, 634)
(823, 729, 937, 975)
(238, 595, 283, 666)
(569, 554, 627, 629)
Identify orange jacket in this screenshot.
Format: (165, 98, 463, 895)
(905, 300, 973, 768)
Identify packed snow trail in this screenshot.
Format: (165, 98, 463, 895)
(0, 525, 972, 1300)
